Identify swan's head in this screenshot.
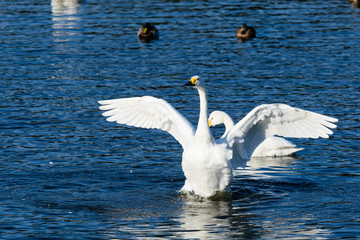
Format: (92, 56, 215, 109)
(185, 75, 205, 90)
(208, 110, 226, 127)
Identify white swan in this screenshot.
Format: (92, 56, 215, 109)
(98, 76, 338, 198)
(208, 110, 304, 158)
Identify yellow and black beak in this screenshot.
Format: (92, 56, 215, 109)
(184, 76, 198, 86)
(208, 118, 213, 127)
(143, 28, 148, 33)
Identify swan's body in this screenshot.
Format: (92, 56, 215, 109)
(99, 76, 338, 198)
(208, 110, 304, 158)
(251, 137, 303, 157)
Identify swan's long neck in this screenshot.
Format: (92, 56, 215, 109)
(223, 113, 235, 136)
(195, 87, 214, 144)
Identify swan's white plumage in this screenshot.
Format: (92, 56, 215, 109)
(99, 96, 194, 149)
(223, 104, 337, 169)
(227, 104, 337, 140)
(251, 136, 303, 157)
(208, 110, 304, 158)
(99, 76, 338, 198)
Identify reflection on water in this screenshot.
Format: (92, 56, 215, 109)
(51, 0, 83, 81)
(231, 155, 334, 239)
(258, 215, 331, 239)
(51, 0, 82, 41)
(248, 156, 296, 170)
(114, 200, 234, 239)
(51, 0, 82, 15)
(235, 155, 298, 180)
(114, 179, 333, 239)
(177, 200, 232, 239)
(114, 198, 256, 239)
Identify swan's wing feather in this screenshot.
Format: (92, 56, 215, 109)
(226, 104, 338, 166)
(98, 96, 195, 149)
(263, 105, 338, 138)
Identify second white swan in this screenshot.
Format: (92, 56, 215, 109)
(208, 110, 304, 159)
(99, 76, 338, 198)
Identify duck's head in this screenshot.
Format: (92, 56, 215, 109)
(236, 23, 256, 40)
(185, 75, 205, 90)
(142, 23, 153, 34)
(138, 23, 159, 42)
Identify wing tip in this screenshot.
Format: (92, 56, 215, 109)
(327, 116, 338, 123)
(99, 105, 109, 110)
(98, 100, 105, 104)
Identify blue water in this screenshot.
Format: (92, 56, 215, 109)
(1, 0, 360, 239)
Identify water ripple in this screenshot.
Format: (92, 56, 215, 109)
(1, 0, 360, 239)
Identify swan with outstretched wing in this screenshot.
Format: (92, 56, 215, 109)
(208, 110, 304, 160)
(99, 76, 338, 198)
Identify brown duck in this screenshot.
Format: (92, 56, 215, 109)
(137, 23, 159, 43)
(236, 24, 256, 40)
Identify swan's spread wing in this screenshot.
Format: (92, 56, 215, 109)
(98, 96, 195, 149)
(226, 104, 338, 164)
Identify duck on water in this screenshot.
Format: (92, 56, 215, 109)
(137, 23, 159, 43)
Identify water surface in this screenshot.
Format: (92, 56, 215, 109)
(1, 0, 360, 239)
